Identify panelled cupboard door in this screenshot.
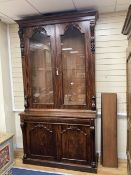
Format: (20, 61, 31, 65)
(55, 21, 95, 109)
(23, 120, 95, 165)
(59, 124, 92, 165)
(23, 25, 56, 109)
(26, 122, 57, 161)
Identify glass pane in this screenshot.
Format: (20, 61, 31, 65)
(61, 26, 86, 105)
(30, 30, 53, 104)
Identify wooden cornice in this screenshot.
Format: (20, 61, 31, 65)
(16, 9, 98, 28)
(122, 5, 131, 35)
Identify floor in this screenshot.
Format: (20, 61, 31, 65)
(14, 149, 127, 175)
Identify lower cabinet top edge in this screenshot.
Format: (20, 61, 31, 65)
(19, 109, 96, 119)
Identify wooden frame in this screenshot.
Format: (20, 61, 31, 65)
(17, 10, 98, 173)
(17, 11, 98, 110)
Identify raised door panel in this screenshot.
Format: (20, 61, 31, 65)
(55, 21, 95, 110)
(26, 122, 57, 161)
(60, 124, 92, 165)
(21, 25, 56, 109)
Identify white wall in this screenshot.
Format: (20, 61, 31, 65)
(9, 11, 128, 159)
(0, 46, 6, 132)
(95, 12, 127, 159)
(96, 12, 127, 114)
(0, 22, 15, 134)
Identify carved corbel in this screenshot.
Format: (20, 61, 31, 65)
(90, 21, 95, 54)
(91, 36, 95, 54)
(24, 95, 29, 110)
(91, 96, 96, 111)
(20, 121, 25, 129)
(18, 28, 26, 59)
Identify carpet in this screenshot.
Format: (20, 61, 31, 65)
(11, 167, 70, 175)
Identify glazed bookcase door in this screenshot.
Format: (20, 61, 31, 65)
(55, 22, 95, 109)
(23, 26, 56, 109)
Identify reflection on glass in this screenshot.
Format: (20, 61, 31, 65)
(61, 26, 86, 105)
(30, 30, 53, 104)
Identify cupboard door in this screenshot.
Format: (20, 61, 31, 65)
(55, 22, 95, 109)
(59, 124, 92, 165)
(26, 122, 57, 161)
(24, 26, 56, 109)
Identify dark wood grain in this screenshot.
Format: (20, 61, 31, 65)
(20, 109, 96, 118)
(101, 93, 118, 167)
(18, 11, 97, 110)
(27, 123, 57, 160)
(16, 10, 98, 28)
(20, 111, 98, 172)
(55, 21, 95, 109)
(17, 9, 98, 173)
